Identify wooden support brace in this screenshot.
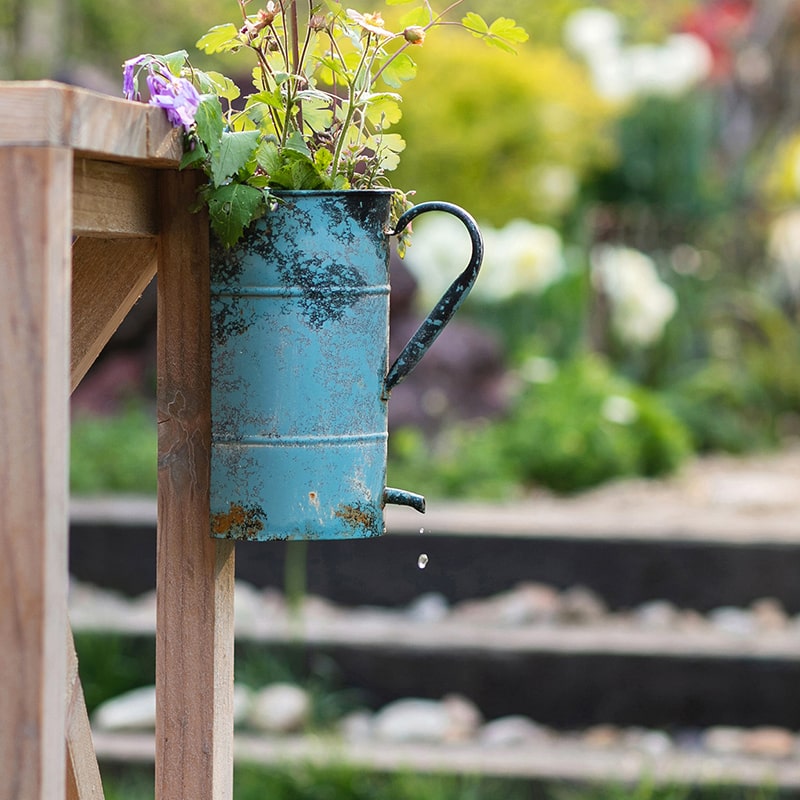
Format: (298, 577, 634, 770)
(0, 146, 72, 800)
(156, 170, 235, 800)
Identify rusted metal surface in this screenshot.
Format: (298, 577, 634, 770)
(209, 190, 483, 541)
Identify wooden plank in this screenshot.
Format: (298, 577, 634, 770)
(0, 81, 182, 165)
(0, 145, 72, 800)
(71, 237, 157, 391)
(65, 635, 104, 800)
(73, 159, 159, 237)
(156, 170, 235, 800)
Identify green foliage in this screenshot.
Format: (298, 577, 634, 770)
(126, 3, 526, 245)
(73, 633, 155, 714)
(70, 405, 157, 495)
(392, 36, 614, 226)
(389, 355, 692, 498)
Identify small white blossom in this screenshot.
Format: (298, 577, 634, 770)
(476, 219, 566, 302)
(602, 394, 639, 425)
(563, 8, 622, 59)
(592, 245, 678, 347)
(768, 208, 800, 298)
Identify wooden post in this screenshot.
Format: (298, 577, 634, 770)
(156, 170, 235, 800)
(0, 145, 72, 800)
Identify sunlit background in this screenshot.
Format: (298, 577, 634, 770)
(10, 1, 800, 798)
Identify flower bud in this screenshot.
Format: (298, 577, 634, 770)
(403, 26, 426, 45)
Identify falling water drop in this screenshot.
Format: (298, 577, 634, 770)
(419, 527, 425, 535)
(417, 553, 429, 570)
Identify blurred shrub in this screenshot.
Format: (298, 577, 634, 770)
(392, 34, 614, 226)
(70, 404, 157, 495)
(389, 355, 692, 497)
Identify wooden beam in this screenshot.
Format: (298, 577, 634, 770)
(73, 159, 159, 237)
(0, 81, 182, 165)
(71, 237, 158, 391)
(0, 145, 72, 800)
(65, 636, 104, 800)
(156, 170, 235, 800)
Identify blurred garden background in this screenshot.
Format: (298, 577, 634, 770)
(8, 2, 800, 798)
(8, 0, 799, 500)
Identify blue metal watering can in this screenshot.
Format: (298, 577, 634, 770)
(209, 189, 483, 541)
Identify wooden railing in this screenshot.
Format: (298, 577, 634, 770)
(0, 81, 235, 800)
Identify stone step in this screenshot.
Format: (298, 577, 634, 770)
(91, 731, 800, 791)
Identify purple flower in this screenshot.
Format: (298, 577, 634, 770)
(122, 54, 150, 100)
(145, 66, 201, 132)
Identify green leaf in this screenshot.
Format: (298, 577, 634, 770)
(284, 130, 312, 158)
(194, 70, 241, 101)
(400, 6, 430, 26)
(489, 17, 529, 44)
(162, 50, 189, 75)
(207, 183, 266, 247)
(194, 95, 225, 156)
(255, 140, 281, 174)
(314, 148, 333, 173)
(196, 23, 241, 54)
(179, 142, 207, 170)
(380, 52, 417, 89)
(367, 132, 405, 171)
(210, 130, 261, 186)
(462, 12, 489, 35)
(362, 92, 402, 127)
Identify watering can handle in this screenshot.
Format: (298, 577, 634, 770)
(385, 202, 484, 393)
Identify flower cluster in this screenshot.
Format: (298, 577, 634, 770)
(123, 1, 527, 246)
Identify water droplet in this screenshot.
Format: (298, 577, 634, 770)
(419, 527, 425, 535)
(417, 553, 429, 570)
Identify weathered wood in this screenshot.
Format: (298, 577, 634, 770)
(73, 159, 159, 237)
(0, 145, 72, 800)
(156, 169, 235, 800)
(0, 81, 182, 165)
(71, 237, 158, 391)
(65, 635, 104, 800)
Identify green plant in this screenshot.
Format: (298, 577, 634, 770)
(123, 1, 527, 245)
(389, 355, 692, 497)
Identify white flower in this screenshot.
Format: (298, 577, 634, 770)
(601, 394, 639, 425)
(476, 219, 566, 302)
(563, 8, 622, 59)
(591, 245, 677, 347)
(626, 34, 713, 98)
(768, 208, 800, 298)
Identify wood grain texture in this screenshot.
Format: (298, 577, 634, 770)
(71, 237, 158, 391)
(73, 159, 159, 237)
(0, 81, 182, 164)
(156, 170, 235, 800)
(0, 146, 72, 800)
(65, 635, 104, 800)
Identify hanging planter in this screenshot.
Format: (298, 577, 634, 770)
(209, 189, 482, 541)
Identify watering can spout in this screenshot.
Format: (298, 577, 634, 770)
(384, 487, 426, 514)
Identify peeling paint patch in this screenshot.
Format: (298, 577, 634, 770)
(334, 503, 377, 535)
(211, 502, 267, 540)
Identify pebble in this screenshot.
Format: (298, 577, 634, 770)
(633, 600, 680, 631)
(708, 606, 756, 637)
(406, 592, 450, 624)
(741, 727, 797, 759)
(480, 715, 551, 747)
(582, 724, 623, 749)
(92, 685, 156, 731)
(703, 726, 747, 754)
(372, 698, 452, 743)
(248, 683, 311, 734)
(441, 694, 483, 742)
(749, 598, 788, 632)
(559, 585, 607, 625)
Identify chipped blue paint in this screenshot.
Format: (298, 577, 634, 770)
(209, 190, 483, 541)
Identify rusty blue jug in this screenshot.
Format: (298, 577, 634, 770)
(209, 189, 483, 541)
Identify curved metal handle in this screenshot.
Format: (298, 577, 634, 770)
(385, 202, 484, 393)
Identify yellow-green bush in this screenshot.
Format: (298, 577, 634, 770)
(391, 34, 615, 226)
